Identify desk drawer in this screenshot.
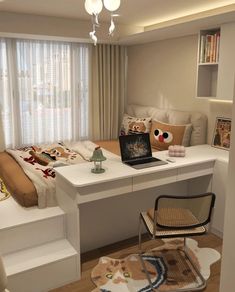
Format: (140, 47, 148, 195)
(76, 178, 132, 204)
(177, 161, 214, 181)
(133, 169, 177, 191)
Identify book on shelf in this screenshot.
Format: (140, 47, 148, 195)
(199, 30, 220, 63)
(216, 31, 220, 62)
(199, 35, 206, 63)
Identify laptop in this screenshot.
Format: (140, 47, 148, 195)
(119, 133, 168, 169)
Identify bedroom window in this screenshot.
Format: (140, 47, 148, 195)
(0, 38, 90, 148)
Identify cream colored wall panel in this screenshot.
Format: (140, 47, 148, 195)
(127, 34, 233, 143)
(217, 23, 235, 100)
(211, 159, 228, 235)
(220, 92, 235, 291)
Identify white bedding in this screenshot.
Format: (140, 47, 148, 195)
(6, 141, 104, 208)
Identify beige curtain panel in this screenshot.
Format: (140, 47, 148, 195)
(91, 44, 126, 140)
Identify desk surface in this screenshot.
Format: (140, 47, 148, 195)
(55, 144, 229, 188)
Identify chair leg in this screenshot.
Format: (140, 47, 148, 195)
(139, 253, 157, 291)
(182, 238, 207, 291)
(138, 214, 143, 254)
(138, 215, 158, 291)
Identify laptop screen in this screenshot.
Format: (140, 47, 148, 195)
(119, 133, 152, 162)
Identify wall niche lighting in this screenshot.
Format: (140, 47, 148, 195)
(84, 0, 120, 45)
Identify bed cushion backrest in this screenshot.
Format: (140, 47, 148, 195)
(126, 104, 207, 146)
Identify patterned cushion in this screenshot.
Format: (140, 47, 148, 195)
(0, 177, 11, 201)
(150, 120, 192, 150)
(127, 104, 207, 146)
(21, 143, 85, 167)
(120, 114, 152, 136)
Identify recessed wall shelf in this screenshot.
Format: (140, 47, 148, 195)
(196, 28, 220, 99)
(196, 23, 235, 101)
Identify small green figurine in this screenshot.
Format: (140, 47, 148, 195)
(90, 146, 106, 173)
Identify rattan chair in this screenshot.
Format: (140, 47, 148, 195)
(138, 192, 216, 292)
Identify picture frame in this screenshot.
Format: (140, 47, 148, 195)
(212, 117, 231, 150)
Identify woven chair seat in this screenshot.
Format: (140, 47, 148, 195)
(142, 212, 206, 237)
(147, 207, 200, 228)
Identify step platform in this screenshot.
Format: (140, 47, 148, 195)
(0, 197, 79, 292)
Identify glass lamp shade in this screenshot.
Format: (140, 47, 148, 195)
(90, 146, 106, 174)
(103, 0, 120, 11)
(90, 146, 106, 162)
(85, 0, 103, 15)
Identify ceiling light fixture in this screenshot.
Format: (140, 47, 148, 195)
(84, 0, 121, 45)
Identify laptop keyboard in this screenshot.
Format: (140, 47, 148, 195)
(127, 157, 158, 166)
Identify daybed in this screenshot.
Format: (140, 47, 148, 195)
(0, 104, 207, 208)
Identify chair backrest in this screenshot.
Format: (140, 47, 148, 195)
(154, 193, 216, 229)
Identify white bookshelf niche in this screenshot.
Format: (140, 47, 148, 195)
(196, 28, 220, 98)
(196, 23, 235, 101)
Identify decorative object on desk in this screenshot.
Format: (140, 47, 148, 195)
(212, 117, 231, 150)
(90, 146, 106, 173)
(168, 145, 186, 157)
(91, 238, 220, 292)
(0, 177, 11, 202)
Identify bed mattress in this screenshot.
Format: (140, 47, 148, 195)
(0, 140, 120, 208)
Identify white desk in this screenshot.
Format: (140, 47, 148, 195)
(55, 144, 228, 279)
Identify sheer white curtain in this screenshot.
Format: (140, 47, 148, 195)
(0, 38, 90, 148)
(0, 39, 13, 149)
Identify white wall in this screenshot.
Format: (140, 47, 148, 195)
(219, 93, 235, 291)
(126, 35, 232, 143)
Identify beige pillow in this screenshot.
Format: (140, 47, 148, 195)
(150, 120, 192, 150)
(120, 114, 152, 135)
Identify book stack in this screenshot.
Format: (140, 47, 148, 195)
(199, 31, 220, 63)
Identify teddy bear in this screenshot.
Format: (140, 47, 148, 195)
(128, 121, 146, 134)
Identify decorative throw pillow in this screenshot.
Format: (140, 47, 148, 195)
(150, 120, 192, 150)
(120, 114, 152, 135)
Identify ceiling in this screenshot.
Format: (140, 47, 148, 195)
(1, 0, 235, 44)
(0, 0, 235, 27)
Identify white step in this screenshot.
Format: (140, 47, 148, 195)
(3, 239, 79, 292)
(0, 197, 65, 254)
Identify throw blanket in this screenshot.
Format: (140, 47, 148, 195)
(6, 141, 98, 208)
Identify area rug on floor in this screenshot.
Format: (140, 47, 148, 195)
(91, 238, 220, 292)
(0, 178, 11, 202)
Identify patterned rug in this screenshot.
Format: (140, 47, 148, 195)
(91, 238, 220, 292)
(0, 178, 11, 202)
